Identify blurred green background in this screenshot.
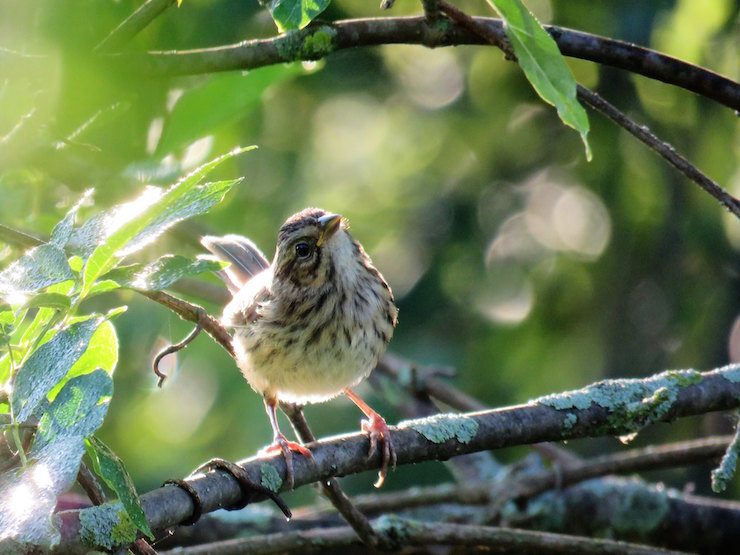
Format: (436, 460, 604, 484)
(1, 0, 739, 502)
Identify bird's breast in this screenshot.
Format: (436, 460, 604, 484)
(232, 276, 394, 404)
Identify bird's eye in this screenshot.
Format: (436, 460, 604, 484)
(295, 242, 312, 259)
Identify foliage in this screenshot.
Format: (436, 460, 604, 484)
(0, 149, 249, 550)
(487, 0, 591, 158)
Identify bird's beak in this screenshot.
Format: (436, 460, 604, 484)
(316, 213, 342, 247)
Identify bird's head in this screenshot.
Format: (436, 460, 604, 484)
(273, 208, 346, 288)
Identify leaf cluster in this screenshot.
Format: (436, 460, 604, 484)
(0, 148, 250, 551)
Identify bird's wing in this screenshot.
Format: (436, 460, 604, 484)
(201, 234, 270, 295)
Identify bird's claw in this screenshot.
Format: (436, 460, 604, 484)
(263, 433, 314, 489)
(361, 413, 397, 488)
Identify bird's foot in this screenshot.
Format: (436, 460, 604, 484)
(361, 412, 397, 488)
(262, 434, 314, 489)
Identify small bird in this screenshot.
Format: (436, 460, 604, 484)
(202, 208, 398, 487)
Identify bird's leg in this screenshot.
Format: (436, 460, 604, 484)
(261, 397, 313, 489)
(344, 388, 397, 488)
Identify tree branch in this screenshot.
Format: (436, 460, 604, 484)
(53, 364, 740, 552)
(432, 4, 740, 218)
(502, 435, 731, 505)
(137, 289, 235, 358)
(157, 516, 687, 555)
(110, 16, 740, 112)
(505, 476, 740, 553)
(575, 85, 740, 218)
(281, 404, 391, 550)
(95, 0, 178, 52)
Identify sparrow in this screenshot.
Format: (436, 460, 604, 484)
(202, 208, 398, 487)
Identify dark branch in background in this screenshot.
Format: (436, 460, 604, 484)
(0, 224, 44, 249)
(158, 517, 687, 555)
(501, 435, 731, 505)
(377, 352, 583, 468)
(54, 364, 740, 552)
(95, 0, 177, 52)
(112, 16, 740, 112)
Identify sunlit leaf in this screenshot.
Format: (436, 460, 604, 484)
(0, 370, 112, 551)
(121, 179, 243, 257)
(50, 189, 94, 250)
(487, 0, 591, 159)
(0, 309, 15, 327)
(266, 0, 331, 32)
(22, 292, 71, 310)
(12, 317, 102, 423)
(0, 244, 75, 297)
(86, 436, 153, 539)
(81, 148, 251, 296)
(157, 65, 303, 155)
(67, 212, 109, 259)
(0, 354, 11, 386)
(83, 279, 121, 299)
(33, 369, 112, 446)
(17, 280, 73, 348)
(47, 319, 118, 401)
(107, 255, 224, 291)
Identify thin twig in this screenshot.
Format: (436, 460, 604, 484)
(157, 517, 688, 555)
(0, 223, 45, 249)
(96, 0, 178, 52)
(434, 2, 740, 220)
(76, 462, 106, 506)
(281, 403, 390, 551)
(153, 321, 203, 387)
(137, 289, 234, 358)
(575, 85, 740, 218)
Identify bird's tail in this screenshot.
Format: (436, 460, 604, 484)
(201, 234, 270, 295)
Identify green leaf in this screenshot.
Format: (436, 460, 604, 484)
(157, 65, 303, 155)
(487, 0, 591, 159)
(17, 280, 73, 348)
(67, 212, 109, 259)
(0, 309, 15, 327)
(0, 370, 113, 550)
(47, 319, 119, 401)
(0, 244, 75, 297)
(12, 317, 102, 423)
(109, 255, 224, 291)
(81, 148, 251, 297)
(22, 292, 71, 310)
(266, 0, 331, 32)
(83, 279, 121, 299)
(121, 179, 243, 257)
(0, 354, 11, 385)
(51, 189, 94, 249)
(33, 369, 113, 447)
(86, 436, 153, 539)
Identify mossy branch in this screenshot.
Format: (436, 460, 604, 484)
(106, 16, 740, 112)
(54, 364, 740, 552)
